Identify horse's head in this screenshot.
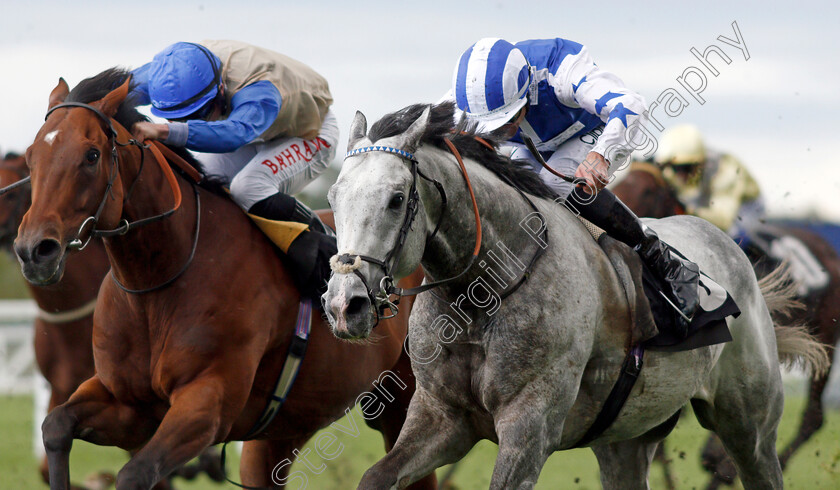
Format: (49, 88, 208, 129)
(15, 75, 133, 285)
(0, 153, 31, 250)
(324, 107, 434, 339)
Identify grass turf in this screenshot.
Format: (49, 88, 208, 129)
(1, 391, 838, 489)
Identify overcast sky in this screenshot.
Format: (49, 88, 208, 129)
(2, 0, 838, 219)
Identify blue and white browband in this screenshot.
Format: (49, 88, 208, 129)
(345, 146, 417, 162)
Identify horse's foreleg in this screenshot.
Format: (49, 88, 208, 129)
(239, 437, 312, 488)
(358, 389, 475, 490)
(591, 439, 660, 490)
(487, 409, 553, 490)
(366, 352, 438, 490)
(42, 376, 159, 490)
(114, 376, 235, 490)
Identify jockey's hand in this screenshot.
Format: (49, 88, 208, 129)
(132, 122, 169, 143)
(575, 151, 610, 190)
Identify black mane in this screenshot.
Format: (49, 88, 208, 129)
(66, 68, 225, 194)
(368, 102, 558, 200)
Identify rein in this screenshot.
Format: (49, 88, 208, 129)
(43, 101, 203, 294)
(0, 176, 31, 196)
(335, 140, 482, 326)
(522, 135, 587, 187)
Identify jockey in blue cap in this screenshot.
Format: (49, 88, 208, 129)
(450, 37, 700, 335)
(130, 41, 338, 296)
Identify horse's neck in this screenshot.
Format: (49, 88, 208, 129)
(103, 146, 200, 289)
(419, 148, 568, 296)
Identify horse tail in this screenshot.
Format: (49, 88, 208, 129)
(759, 262, 831, 378)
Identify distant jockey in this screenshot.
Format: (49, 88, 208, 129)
(129, 40, 338, 297)
(655, 124, 764, 241)
(654, 124, 832, 295)
(447, 37, 700, 335)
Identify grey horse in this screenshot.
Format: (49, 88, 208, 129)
(323, 103, 827, 489)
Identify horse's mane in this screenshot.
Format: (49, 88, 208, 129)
(368, 102, 558, 200)
(67, 68, 227, 195)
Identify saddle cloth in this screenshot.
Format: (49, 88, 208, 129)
(247, 214, 309, 253)
(750, 226, 830, 296)
(588, 221, 739, 352)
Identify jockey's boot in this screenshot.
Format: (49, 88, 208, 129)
(573, 187, 700, 337)
(248, 192, 336, 300)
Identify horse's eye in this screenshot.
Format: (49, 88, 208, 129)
(388, 193, 405, 210)
(85, 148, 100, 164)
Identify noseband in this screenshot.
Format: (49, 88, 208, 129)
(334, 140, 483, 326)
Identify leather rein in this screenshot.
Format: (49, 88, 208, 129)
(43, 101, 203, 294)
(335, 136, 548, 327)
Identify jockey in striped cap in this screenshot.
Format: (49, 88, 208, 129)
(450, 37, 701, 337)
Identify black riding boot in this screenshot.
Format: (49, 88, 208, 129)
(248, 193, 336, 300)
(572, 187, 700, 336)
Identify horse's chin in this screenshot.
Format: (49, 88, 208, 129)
(326, 310, 375, 341)
(19, 253, 67, 286)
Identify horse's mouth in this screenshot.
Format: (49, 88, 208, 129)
(19, 249, 68, 286)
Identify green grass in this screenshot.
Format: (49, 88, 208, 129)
(0, 251, 29, 299)
(2, 392, 839, 489)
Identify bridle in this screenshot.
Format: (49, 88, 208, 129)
(333, 140, 482, 326)
(42, 100, 203, 294)
(333, 136, 549, 327)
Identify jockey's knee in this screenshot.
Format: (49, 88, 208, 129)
(229, 172, 276, 211)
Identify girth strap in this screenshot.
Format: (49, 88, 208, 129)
(571, 344, 645, 448)
(242, 298, 313, 440)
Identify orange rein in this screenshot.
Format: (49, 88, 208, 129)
(443, 138, 482, 257)
(145, 141, 184, 216)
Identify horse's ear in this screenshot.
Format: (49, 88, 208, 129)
(347, 111, 367, 152)
(401, 105, 431, 152)
(98, 76, 132, 117)
(48, 78, 69, 110)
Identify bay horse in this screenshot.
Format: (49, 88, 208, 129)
(1, 152, 108, 487)
(0, 153, 226, 489)
(16, 69, 435, 490)
(613, 160, 840, 486)
(323, 102, 829, 489)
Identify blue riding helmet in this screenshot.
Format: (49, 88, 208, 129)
(452, 38, 531, 131)
(148, 42, 222, 120)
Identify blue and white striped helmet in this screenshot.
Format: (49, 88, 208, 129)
(452, 38, 531, 131)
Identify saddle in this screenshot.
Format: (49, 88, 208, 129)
(586, 219, 738, 351)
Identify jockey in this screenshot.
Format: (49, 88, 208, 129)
(129, 40, 338, 296)
(449, 38, 700, 334)
(655, 124, 764, 242)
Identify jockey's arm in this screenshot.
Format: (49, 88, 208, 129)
(170, 81, 281, 153)
(553, 45, 647, 186)
(128, 67, 282, 153)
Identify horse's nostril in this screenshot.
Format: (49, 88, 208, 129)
(346, 296, 369, 316)
(32, 239, 61, 264)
